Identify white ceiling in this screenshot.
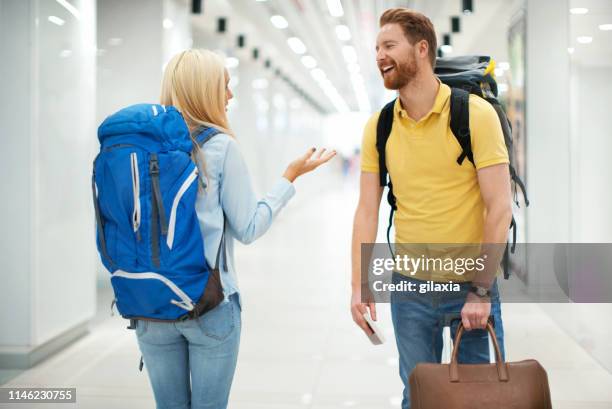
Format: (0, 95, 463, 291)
(569, 0, 612, 67)
(193, 0, 532, 113)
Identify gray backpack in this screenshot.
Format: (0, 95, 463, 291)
(375, 56, 529, 278)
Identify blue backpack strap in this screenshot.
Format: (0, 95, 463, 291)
(193, 125, 227, 269)
(194, 126, 220, 146)
(449, 87, 474, 166)
(194, 126, 226, 269)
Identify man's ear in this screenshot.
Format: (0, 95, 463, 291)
(418, 40, 429, 61)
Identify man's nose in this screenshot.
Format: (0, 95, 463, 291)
(376, 48, 386, 64)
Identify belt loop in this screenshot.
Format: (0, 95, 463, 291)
(127, 318, 137, 330)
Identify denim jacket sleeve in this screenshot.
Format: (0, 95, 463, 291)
(219, 138, 295, 244)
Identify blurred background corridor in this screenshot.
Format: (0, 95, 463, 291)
(1, 0, 612, 407)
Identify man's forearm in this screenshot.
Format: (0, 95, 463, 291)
(351, 208, 379, 291)
(473, 205, 512, 288)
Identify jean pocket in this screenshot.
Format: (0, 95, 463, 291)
(197, 299, 235, 341)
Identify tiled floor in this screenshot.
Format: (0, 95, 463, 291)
(2, 182, 612, 408)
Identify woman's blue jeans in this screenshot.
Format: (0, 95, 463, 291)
(135, 293, 241, 409)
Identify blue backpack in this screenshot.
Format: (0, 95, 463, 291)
(92, 103, 223, 321)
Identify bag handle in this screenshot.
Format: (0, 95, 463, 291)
(449, 321, 508, 382)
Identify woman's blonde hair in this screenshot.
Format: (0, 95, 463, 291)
(160, 49, 233, 138)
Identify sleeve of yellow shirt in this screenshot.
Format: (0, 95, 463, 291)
(360, 112, 381, 173)
(468, 95, 510, 170)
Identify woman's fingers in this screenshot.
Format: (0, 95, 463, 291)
(313, 150, 336, 165)
(301, 147, 316, 162)
(322, 150, 336, 162)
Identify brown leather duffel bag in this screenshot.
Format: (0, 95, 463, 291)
(409, 322, 552, 409)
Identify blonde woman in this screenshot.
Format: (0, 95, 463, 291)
(134, 49, 335, 409)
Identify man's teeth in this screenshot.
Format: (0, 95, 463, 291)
(383, 66, 394, 73)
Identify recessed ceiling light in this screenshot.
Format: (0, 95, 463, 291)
(270, 15, 288, 29)
(335, 25, 351, 41)
(342, 45, 357, 63)
(462, 0, 473, 15)
(576, 36, 593, 44)
(225, 57, 239, 69)
(48, 15, 65, 26)
(347, 63, 360, 74)
(570, 7, 588, 15)
(567, 47, 575, 54)
(287, 37, 307, 54)
(301, 55, 317, 69)
(599, 24, 612, 31)
(310, 68, 326, 82)
(326, 0, 344, 17)
(163, 18, 174, 29)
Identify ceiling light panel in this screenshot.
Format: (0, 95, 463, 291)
(48, 15, 65, 26)
(347, 63, 360, 74)
(342, 45, 357, 64)
(287, 37, 307, 54)
(310, 68, 327, 82)
(301, 55, 317, 69)
(327, 0, 344, 17)
(270, 15, 289, 29)
(335, 25, 351, 41)
(569, 7, 588, 15)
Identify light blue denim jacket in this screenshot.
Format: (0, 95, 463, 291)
(193, 133, 295, 307)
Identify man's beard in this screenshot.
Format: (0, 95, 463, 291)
(383, 56, 418, 90)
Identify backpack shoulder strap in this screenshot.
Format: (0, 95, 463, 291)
(376, 99, 396, 187)
(194, 126, 220, 146)
(193, 126, 227, 270)
(449, 88, 475, 166)
(375, 99, 397, 257)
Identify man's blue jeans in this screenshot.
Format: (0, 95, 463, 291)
(135, 293, 241, 409)
(390, 274, 505, 409)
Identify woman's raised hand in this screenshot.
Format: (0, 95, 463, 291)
(283, 147, 337, 183)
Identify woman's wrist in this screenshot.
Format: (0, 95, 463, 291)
(282, 169, 297, 183)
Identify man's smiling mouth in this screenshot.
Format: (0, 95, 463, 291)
(381, 65, 395, 75)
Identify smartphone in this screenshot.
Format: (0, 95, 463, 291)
(363, 312, 385, 345)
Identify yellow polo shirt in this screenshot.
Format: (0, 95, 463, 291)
(361, 83, 509, 281)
